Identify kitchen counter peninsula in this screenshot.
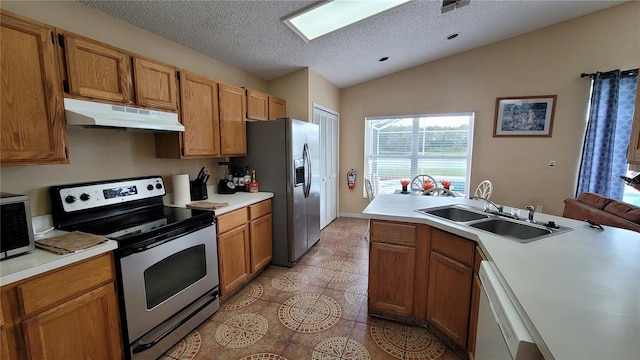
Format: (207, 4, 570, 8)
(363, 194, 640, 360)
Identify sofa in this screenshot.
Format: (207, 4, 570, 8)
(563, 192, 640, 233)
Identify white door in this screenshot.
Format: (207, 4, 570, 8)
(313, 104, 339, 229)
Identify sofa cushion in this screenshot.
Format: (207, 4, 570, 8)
(603, 201, 640, 223)
(577, 192, 614, 210)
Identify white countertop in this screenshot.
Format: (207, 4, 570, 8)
(165, 190, 274, 215)
(0, 230, 117, 286)
(363, 194, 640, 360)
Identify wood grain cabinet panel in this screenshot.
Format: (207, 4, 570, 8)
(246, 88, 269, 121)
(60, 32, 133, 103)
(219, 83, 247, 156)
(133, 57, 178, 111)
(1, 253, 122, 360)
(217, 224, 251, 295)
(427, 251, 473, 347)
(1, 11, 68, 166)
(22, 284, 122, 360)
(369, 242, 416, 315)
(156, 70, 220, 158)
(268, 96, 286, 120)
(250, 213, 272, 273)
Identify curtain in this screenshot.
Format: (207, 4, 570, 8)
(577, 69, 638, 199)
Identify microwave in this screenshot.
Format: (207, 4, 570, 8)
(1, 193, 35, 259)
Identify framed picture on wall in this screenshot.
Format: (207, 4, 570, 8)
(493, 95, 557, 137)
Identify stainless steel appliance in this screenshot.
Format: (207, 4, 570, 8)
(50, 176, 219, 360)
(239, 117, 320, 267)
(476, 261, 541, 360)
(0, 193, 35, 259)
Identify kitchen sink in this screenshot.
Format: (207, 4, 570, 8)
(468, 218, 572, 243)
(416, 205, 573, 243)
(416, 205, 490, 222)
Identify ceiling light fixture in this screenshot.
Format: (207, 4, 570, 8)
(283, 0, 412, 43)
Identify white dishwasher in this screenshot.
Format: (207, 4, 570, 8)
(476, 261, 542, 360)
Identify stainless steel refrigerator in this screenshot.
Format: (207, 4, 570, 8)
(241, 118, 320, 267)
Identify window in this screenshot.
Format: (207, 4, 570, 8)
(364, 113, 474, 196)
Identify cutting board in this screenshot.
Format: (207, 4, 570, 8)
(36, 231, 107, 254)
(186, 201, 229, 210)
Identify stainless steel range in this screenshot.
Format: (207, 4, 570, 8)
(50, 176, 220, 360)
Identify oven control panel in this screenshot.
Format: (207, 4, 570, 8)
(56, 176, 166, 212)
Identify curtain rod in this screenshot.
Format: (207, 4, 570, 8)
(581, 68, 638, 79)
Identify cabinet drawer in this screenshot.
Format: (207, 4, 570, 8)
(17, 253, 115, 316)
(431, 228, 474, 267)
(249, 200, 271, 220)
(217, 207, 248, 233)
(370, 220, 417, 246)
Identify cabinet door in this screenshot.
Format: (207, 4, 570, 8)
(250, 213, 273, 273)
(22, 283, 122, 360)
(179, 70, 220, 157)
(467, 273, 482, 358)
(427, 251, 472, 346)
(246, 88, 269, 121)
(627, 80, 640, 166)
(218, 224, 250, 295)
(368, 242, 415, 316)
(62, 33, 133, 103)
(1, 11, 68, 166)
(219, 83, 247, 156)
(268, 96, 286, 120)
(133, 57, 178, 111)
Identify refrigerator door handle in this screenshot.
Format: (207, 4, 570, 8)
(303, 143, 311, 198)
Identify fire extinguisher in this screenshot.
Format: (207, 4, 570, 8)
(347, 169, 356, 190)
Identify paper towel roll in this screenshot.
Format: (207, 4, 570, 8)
(172, 174, 191, 206)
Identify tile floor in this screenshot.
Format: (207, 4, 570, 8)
(160, 217, 461, 360)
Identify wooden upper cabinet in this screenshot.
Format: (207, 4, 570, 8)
(219, 83, 247, 156)
(246, 88, 269, 121)
(133, 57, 178, 111)
(268, 96, 286, 120)
(1, 11, 68, 166)
(178, 70, 220, 158)
(627, 79, 640, 167)
(60, 32, 134, 103)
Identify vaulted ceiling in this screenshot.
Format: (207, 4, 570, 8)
(81, 0, 627, 88)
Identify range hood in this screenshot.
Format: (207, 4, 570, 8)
(64, 98, 184, 132)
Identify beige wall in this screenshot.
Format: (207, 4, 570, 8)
(267, 68, 310, 121)
(0, 1, 268, 215)
(339, 2, 640, 216)
(309, 69, 341, 119)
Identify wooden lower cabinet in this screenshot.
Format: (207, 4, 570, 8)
(250, 213, 272, 272)
(467, 246, 487, 359)
(427, 251, 472, 346)
(0, 252, 122, 360)
(369, 242, 415, 315)
(217, 200, 273, 295)
(368, 219, 479, 351)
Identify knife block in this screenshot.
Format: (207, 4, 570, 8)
(189, 181, 208, 201)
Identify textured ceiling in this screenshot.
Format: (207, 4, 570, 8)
(80, 0, 627, 89)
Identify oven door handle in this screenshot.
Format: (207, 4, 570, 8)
(131, 289, 219, 354)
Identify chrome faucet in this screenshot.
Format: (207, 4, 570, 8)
(471, 196, 504, 214)
(526, 205, 536, 223)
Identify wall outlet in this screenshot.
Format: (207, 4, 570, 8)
(536, 205, 543, 213)
(344, 195, 348, 202)
(549, 160, 556, 168)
